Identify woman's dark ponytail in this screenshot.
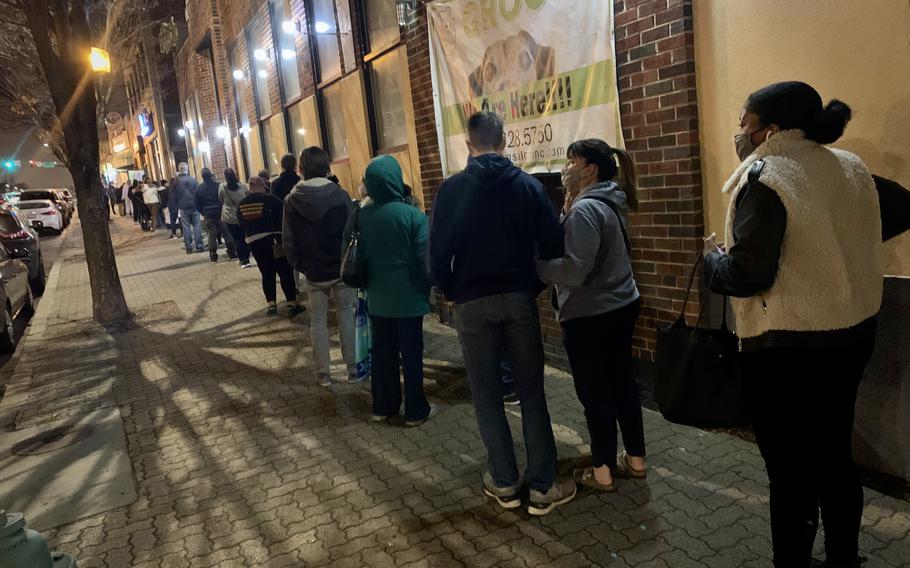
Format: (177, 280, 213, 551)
(806, 99, 852, 145)
(612, 148, 639, 212)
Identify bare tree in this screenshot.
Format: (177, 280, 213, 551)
(0, 0, 167, 323)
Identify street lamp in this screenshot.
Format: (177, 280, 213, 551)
(90, 47, 111, 73)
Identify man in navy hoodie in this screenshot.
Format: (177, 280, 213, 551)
(430, 111, 573, 516)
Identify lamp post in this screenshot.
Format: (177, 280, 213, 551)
(89, 47, 111, 74)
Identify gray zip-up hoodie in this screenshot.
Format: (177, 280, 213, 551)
(537, 181, 639, 322)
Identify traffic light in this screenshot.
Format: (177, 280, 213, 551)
(2, 160, 13, 170)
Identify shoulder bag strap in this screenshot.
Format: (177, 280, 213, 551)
(577, 194, 632, 286)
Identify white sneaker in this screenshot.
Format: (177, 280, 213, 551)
(316, 374, 332, 388)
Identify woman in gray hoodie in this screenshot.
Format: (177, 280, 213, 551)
(219, 168, 251, 268)
(537, 139, 644, 492)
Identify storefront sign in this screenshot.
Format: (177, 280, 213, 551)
(428, 0, 623, 175)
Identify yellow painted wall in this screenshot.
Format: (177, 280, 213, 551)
(694, 0, 910, 276)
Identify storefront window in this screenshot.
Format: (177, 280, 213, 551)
(322, 82, 348, 160)
(230, 48, 251, 131)
(366, 0, 399, 52)
(313, 0, 341, 81)
(288, 102, 306, 154)
(266, 113, 289, 171)
(249, 18, 272, 117)
(370, 48, 407, 150)
(274, 0, 301, 101)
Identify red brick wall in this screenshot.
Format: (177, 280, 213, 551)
(614, 0, 704, 361)
(404, 3, 444, 212)
(403, 0, 704, 365)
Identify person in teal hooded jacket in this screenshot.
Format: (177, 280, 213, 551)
(345, 155, 434, 426)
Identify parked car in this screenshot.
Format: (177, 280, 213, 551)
(0, 242, 33, 353)
(20, 190, 71, 226)
(0, 209, 46, 295)
(16, 199, 64, 234)
(56, 189, 77, 218)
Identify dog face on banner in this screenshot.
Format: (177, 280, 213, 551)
(468, 30, 556, 97)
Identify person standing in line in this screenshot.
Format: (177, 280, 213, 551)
(174, 163, 205, 253)
(129, 180, 142, 223)
(195, 168, 235, 262)
(142, 176, 161, 231)
(284, 146, 357, 387)
(257, 169, 272, 192)
(429, 111, 573, 516)
(538, 138, 646, 492)
(166, 176, 181, 239)
(270, 154, 301, 203)
(157, 180, 168, 229)
(237, 176, 301, 316)
(219, 169, 252, 268)
(704, 82, 885, 568)
(120, 180, 132, 218)
(346, 155, 434, 426)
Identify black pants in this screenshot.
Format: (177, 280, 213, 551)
(370, 315, 430, 422)
(743, 331, 876, 568)
(248, 236, 296, 304)
(561, 298, 644, 470)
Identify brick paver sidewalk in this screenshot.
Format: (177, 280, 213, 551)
(2, 216, 909, 567)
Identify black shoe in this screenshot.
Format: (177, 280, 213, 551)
(287, 304, 305, 317)
(502, 391, 520, 405)
(186, 249, 193, 255)
(210, 253, 218, 263)
(811, 557, 868, 568)
(266, 305, 278, 317)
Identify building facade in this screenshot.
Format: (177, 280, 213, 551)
(121, 7, 189, 182)
(175, 0, 705, 365)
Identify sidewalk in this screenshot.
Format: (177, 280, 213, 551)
(1, 215, 908, 568)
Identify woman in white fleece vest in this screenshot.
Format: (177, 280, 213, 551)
(703, 82, 883, 568)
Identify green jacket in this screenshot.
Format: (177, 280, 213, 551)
(346, 156, 430, 318)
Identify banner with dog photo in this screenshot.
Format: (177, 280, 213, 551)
(427, 0, 623, 175)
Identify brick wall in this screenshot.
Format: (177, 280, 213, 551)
(402, 0, 704, 366)
(614, 0, 704, 361)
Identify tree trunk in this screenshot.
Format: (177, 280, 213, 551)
(63, 84, 131, 324)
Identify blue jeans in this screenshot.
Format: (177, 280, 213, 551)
(224, 223, 250, 263)
(370, 315, 431, 421)
(179, 210, 204, 251)
(454, 292, 556, 492)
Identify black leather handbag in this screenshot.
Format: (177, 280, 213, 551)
(340, 207, 367, 289)
(654, 252, 748, 429)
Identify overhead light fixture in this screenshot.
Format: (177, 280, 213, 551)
(42, 143, 49, 147)
(257, 69, 267, 78)
(178, 128, 186, 137)
(282, 20, 298, 35)
(89, 47, 111, 74)
(184, 120, 193, 129)
(314, 21, 331, 34)
(253, 48, 267, 61)
(396, 0, 417, 27)
(232, 69, 244, 80)
(113, 143, 127, 152)
(281, 49, 295, 60)
(297, 128, 306, 135)
(216, 126, 229, 139)
(198, 141, 211, 153)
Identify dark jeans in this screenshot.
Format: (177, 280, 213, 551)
(225, 222, 250, 262)
(370, 315, 430, 422)
(743, 330, 876, 568)
(248, 237, 296, 303)
(562, 299, 644, 470)
(203, 217, 235, 258)
(168, 206, 180, 236)
(454, 292, 556, 493)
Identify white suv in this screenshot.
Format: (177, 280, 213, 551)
(16, 199, 63, 234)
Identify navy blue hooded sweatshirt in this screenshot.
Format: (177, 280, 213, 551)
(430, 153, 564, 303)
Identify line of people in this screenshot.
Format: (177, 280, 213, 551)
(115, 81, 906, 568)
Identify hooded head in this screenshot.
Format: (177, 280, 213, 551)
(363, 155, 405, 204)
